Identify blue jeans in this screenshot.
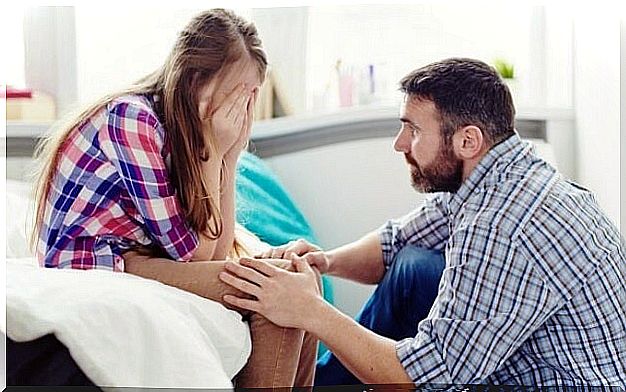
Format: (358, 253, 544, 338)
(315, 245, 445, 386)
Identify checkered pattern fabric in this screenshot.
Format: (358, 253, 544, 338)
(379, 133, 625, 387)
(38, 95, 198, 271)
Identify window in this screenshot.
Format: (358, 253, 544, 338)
(2, 6, 26, 89)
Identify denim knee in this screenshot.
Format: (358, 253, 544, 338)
(385, 245, 445, 287)
(380, 245, 445, 325)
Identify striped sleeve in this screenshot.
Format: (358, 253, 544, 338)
(98, 100, 199, 261)
(378, 194, 450, 269)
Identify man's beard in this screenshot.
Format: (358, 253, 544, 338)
(405, 142, 463, 193)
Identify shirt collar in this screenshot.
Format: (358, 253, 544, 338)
(447, 131, 531, 217)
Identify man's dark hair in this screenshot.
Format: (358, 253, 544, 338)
(399, 57, 515, 145)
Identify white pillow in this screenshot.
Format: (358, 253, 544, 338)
(6, 180, 35, 258)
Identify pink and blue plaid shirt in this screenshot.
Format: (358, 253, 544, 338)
(37, 95, 199, 271)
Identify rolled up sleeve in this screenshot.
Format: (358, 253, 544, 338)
(378, 194, 450, 270)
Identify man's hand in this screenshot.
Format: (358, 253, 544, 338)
(219, 256, 323, 329)
(255, 239, 331, 274)
(220, 257, 412, 385)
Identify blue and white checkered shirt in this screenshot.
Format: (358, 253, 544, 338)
(379, 132, 625, 388)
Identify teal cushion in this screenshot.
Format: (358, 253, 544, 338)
(235, 151, 334, 357)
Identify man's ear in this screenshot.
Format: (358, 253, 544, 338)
(453, 125, 485, 160)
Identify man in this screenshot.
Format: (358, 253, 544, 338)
(219, 58, 626, 388)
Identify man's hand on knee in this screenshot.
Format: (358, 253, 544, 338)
(254, 239, 330, 275)
(289, 252, 330, 275)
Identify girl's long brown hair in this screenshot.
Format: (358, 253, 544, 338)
(30, 9, 267, 250)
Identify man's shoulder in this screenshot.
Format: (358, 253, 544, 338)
(461, 164, 559, 238)
(478, 170, 619, 255)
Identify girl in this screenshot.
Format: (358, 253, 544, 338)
(31, 9, 316, 388)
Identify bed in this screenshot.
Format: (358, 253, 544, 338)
(5, 181, 264, 388)
(4, 107, 556, 388)
(4, 152, 327, 389)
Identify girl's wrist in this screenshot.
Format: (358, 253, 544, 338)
(223, 149, 241, 167)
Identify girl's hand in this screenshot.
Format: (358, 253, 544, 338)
(224, 86, 258, 162)
(200, 83, 251, 158)
(254, 239, 330, 274)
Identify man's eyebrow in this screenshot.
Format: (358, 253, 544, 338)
(400, 117, 421, 129)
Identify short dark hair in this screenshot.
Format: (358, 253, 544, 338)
(399, 58, 515, 145)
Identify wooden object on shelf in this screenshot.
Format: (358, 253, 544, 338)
(6, 90, 56, 121)
(254, 69, 292, 120)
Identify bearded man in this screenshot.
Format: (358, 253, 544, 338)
(220, 58, 626, 388)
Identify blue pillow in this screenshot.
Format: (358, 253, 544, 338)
(235, 151, 334, 305)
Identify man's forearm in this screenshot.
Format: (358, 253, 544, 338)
(326, 231, 386, 284)
(307, 299, 413, 385)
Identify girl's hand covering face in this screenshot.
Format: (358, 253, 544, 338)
(198, 57, 261, 160)
(224, 86, 258, 159)
(202, 82, 252, 158)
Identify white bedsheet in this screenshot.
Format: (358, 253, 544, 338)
(6, 257, 251, 389)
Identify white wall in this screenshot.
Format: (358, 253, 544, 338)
(0, 66, 6, 392)
(573, 7, 621, 230)
(23, 7, 78, 116)
(619, 18, 626, 236)
(304, 4, 557, 112)
(74, 6, 253, 106)
(545, 5, 574, 109)
(2, 6, 26, 88)
(252, 7, 308, 115)
(74, 7, 207, 105)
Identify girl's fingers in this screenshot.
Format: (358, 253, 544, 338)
(226, 86, 249, 118)
(198, 97, 210, 121)
(255, 249, 273, 259)
(245, 93, 255, 130)
(270, 247, 286, 259)
(240, 98, 252, 138)
(233, 96, 249, 129)
(221, 83, 246, 116)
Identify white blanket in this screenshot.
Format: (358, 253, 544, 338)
(6, 257, 251, 389)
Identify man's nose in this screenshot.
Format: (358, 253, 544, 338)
(393, 129, 410, 153)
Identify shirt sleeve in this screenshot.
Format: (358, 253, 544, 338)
(378, 194, 450, 269)
(396, 223, 562, 385)
(98, 100, 199, 261)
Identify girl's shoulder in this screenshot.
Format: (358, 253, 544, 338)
(104, 94, 166, 143)
(106, 94, 160, 124)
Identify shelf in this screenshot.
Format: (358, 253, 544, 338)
(4, 105, 575, 142)
(6, 121, 53, 138)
